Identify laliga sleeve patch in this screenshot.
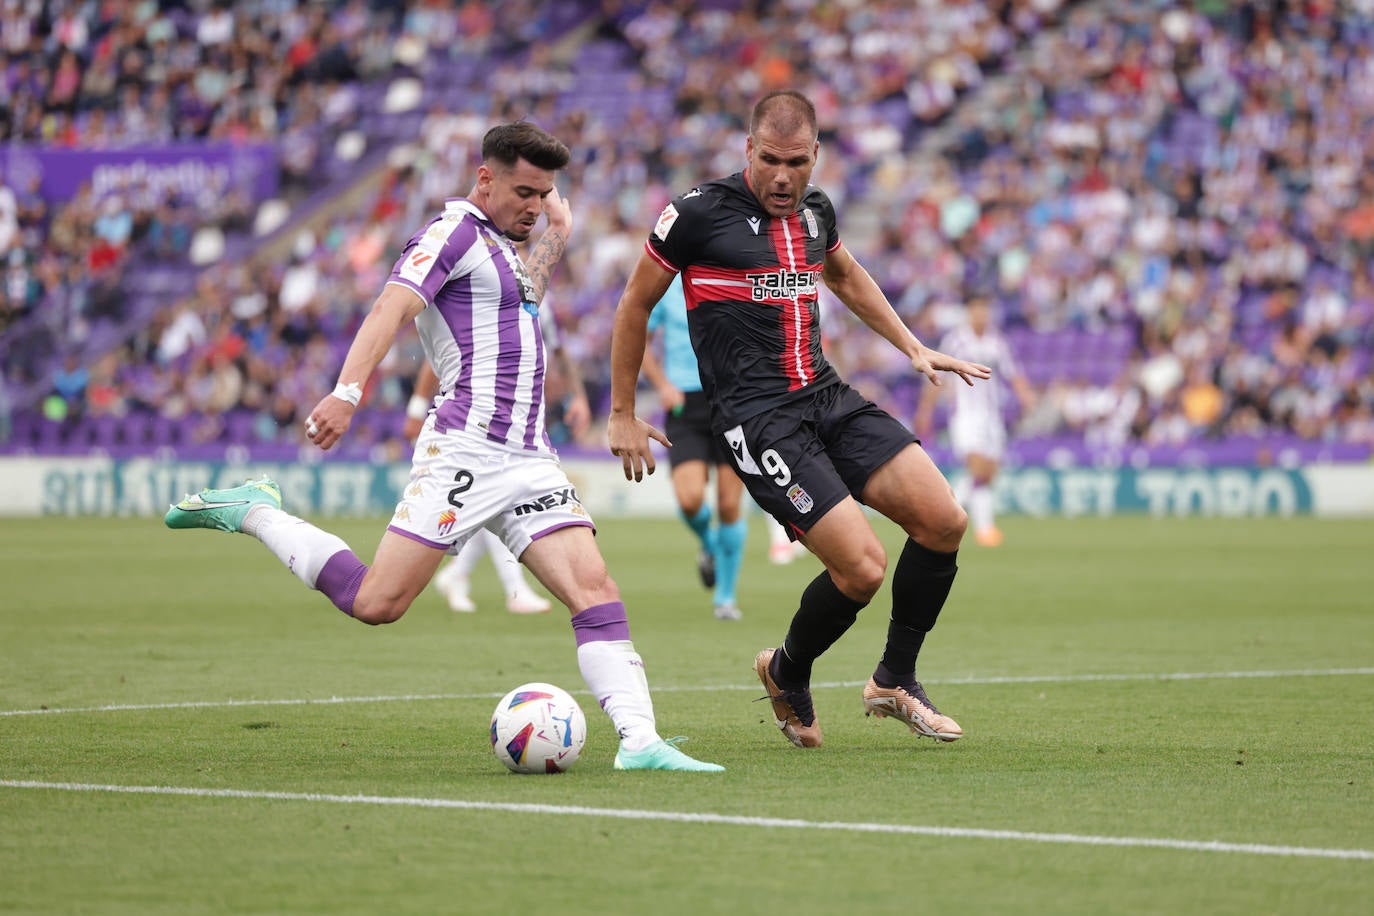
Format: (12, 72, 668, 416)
(399, 247, 435, 286)
(652, 203, 680, 241)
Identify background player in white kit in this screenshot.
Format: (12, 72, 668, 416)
(915, 295, 1035, 547)
(166, 121, 721, 773)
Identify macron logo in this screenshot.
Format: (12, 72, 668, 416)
(746, 217, 761, 235)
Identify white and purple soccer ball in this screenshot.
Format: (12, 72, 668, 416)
(490, 682, 587, 774)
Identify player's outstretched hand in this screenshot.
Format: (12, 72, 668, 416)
(911, 344, 992, 387)
(304, 394, 354, 451)
(607, 409, 671, 482)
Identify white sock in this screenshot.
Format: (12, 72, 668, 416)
(969, 485, 995, 533)
(767, 515, 790, 547)
(576, 640, 659, 751)
(485, 533, 529, 597)
(953, 474, 972, 508)
(243, 506, 350, 588)
(450, 528, 492, 579)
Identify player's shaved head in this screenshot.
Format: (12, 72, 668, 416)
(750, 90, 818, 142)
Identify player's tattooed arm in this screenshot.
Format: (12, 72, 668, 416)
(523, 228, 566, 303)
(524, 186, 573, 303)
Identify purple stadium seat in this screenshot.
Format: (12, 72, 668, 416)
(121, 413, 153, 447)
(148, 416, 184, 448)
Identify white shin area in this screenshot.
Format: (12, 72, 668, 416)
(575, 639, 659, 751)
(245, 506, 351, 589)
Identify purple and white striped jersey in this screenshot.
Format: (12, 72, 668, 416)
(387, 198, 553, 454)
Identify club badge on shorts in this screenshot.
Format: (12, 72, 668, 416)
(787, 483, 814, 514)
(437, 508, 457, 537)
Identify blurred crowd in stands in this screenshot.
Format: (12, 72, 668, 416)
(1, 0, 1371, 457)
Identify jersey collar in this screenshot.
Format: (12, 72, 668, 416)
(443, 198, 491, 223)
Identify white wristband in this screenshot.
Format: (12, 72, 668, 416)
(406, 394, 430, 420)
(331, 381, 363, 407)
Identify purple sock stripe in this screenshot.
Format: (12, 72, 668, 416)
(317, 550, 368, 617)
(571, 601, 631, 646)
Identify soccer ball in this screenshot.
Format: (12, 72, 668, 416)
(490, 682, 587, 774)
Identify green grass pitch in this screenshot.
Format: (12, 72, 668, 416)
(2, 513, 1371, 914)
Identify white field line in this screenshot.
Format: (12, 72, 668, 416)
(2, 667, 1372, 719)
(1, 779, 1370, 862)
(2, 661, 1374, 719)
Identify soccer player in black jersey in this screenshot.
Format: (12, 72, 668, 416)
(607, 90, 992, 748)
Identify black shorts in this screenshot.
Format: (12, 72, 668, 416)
(720, 382, 917, 537)
(666, 390, 732, 467)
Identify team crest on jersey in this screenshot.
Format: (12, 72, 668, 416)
(653, 203, 680, 240)
(802, 208, 819, 239)
(786, 484, 814, 514)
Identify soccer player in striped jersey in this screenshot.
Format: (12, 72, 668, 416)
(915, 295, 1035, 547)
(405, 296, 591, 615)
(608, 91, 991, 750)
(166, 121, 721, 773)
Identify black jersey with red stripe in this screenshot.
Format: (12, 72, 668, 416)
(645, 172, 842, 432)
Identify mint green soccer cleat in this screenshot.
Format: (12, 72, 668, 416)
(164, 477, 282, 533)
(613, 737, 724, 772)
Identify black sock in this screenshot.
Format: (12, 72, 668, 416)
(773, 570, 869, 688)
(874, 539, 957, 685)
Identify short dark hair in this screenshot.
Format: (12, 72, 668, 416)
(749, 90, 818, 141)
(481, 121, 571, 172)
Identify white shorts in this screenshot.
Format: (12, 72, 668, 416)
(949, 413, 1007, 462)
(388, 422, 594, 560)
